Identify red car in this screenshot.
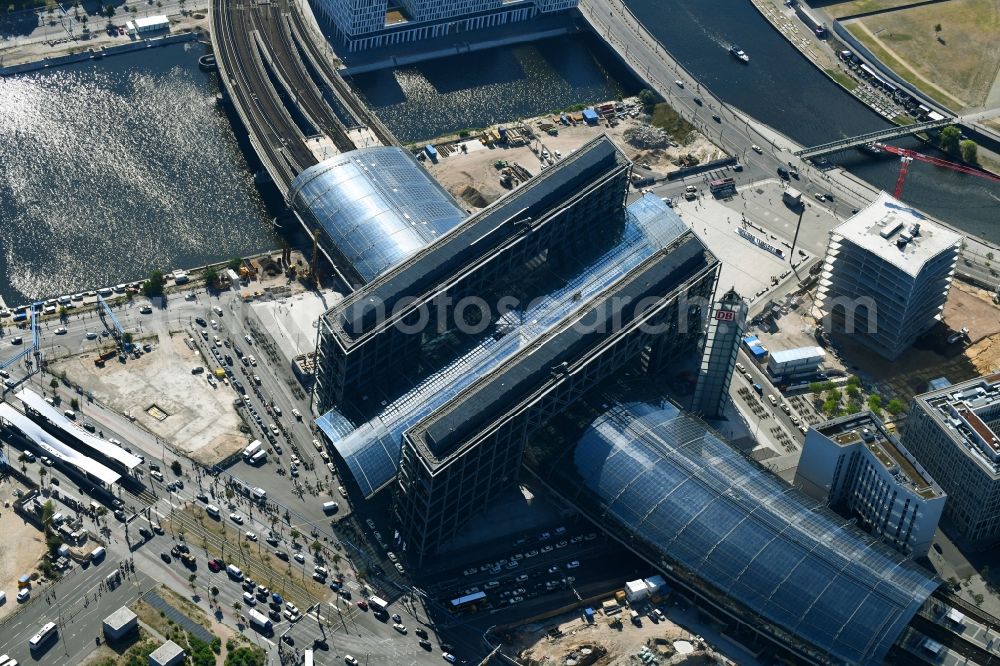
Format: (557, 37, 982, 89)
(207, 559, 223, 572)
(357, 600, 368, 611)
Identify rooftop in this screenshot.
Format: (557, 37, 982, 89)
(817, 412, 943, 499)
(829, 191, 961, 277)
(768, 346, 825, 364)
(325, 135, 630, 345)
(103, 606, 138, 630)
(149, 640, 185, 665)
(918, 373, 1000, 476)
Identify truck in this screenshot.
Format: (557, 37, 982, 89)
(242, 440, 262, 460)
(247, 608, 272, 635)
(368, 596, 389, 613)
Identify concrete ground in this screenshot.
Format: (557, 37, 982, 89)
(671, 180, 839, 306)
(0, 480, 47, 620)
(423, 101, 724, 211)
(247, 289, 340, 363)
(50, 328, 245, 465)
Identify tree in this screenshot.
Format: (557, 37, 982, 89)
(826, 388, 842, 403)
(122, 331, 133, 344)
(939, 125, 961, 156)
(846, 385, 861, 399)
(225, 646, 265, 666)
(290, 528, 301, 541)
(50, 378, 59, 389)
(70, 397, 79, 411)
(638, 88, 658, 113)
(867, 394, 882, 412)
(934, 23, 942, 32)
(822, 398, 840, 415)
(170, 460, 182, 476)
(227, 257, 243, 271)
(311, 540, 322, 557)
(104, 4, 115, 18)
(142, 269, 166, 298)
(960, 139, 978, 164)
(232, 600, 242, 612)
(204, 266, 219, 288)
(808, 382, 824, 394)
(886, 398, 906, 416)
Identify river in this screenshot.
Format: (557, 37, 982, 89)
(0, 42, 277, 307)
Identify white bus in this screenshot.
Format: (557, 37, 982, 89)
(28, 621, 57, 650)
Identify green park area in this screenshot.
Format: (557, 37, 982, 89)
(844, 0, 1000, 109)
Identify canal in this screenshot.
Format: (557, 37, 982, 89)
(0, 42, 277, 307)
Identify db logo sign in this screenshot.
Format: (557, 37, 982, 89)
(715, 310, 735, 321)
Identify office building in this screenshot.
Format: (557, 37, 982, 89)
(530, 379, 940, 666)
(311, 137, 720, 562)
(766, 345, 825, 380)
(315, 0, 578, 52)
(814, 192, 961, 360)
(905, 373, 1000, 543)
(691, 287, 746, 418)
(795, 412, 945, 556)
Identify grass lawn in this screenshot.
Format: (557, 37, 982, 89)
(824, 0, 921, 19)
(825, 68, 859, 91)
(650, 103, 696, 143)
(852, 0, 1000, 108)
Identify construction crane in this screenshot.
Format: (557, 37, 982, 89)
(871, 142, 1000, 199)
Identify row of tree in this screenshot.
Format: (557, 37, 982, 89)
(939, 125, 978, 164)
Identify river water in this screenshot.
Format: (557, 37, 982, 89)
(0, 42, 276, 307)
(620, 0, 1000, 241)
(354, 2, 999, 241)
(349, 32, 643, 144)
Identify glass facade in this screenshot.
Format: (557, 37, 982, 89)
(289, 147, 467, 284)
(538, 394, 939, 665)
(316, 195, 689, 497)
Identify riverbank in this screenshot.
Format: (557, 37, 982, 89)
(0, 9, 209, 73)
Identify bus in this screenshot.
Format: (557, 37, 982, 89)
(450, 591, 486, 613)
(28, 621, 57, 650)
(709, 178, 736, 198)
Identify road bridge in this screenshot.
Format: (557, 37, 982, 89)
(793, 117, 955, 159)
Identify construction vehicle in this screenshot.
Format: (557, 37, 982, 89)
(870, 142, 1000, 199)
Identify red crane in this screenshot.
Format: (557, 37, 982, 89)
(871, 142, 1000, 199)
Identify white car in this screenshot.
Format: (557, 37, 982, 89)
(751, 144, 763, 154)
(294, 552, 305, 563)
(213, 306, 224, 316)
(442, 654, 456, 663)
(230, 512, 244, 524)
(345, 657, 359, 665)
(210, 319, 218, 329)
(249, 355, 257, 367)
(245, 531, 257, 541)
(566, 560, 580, 569)
(674, 79, 684, 88)
(244, 335, 253, 345)
(85, 331, 97, 339)
(393, 623, 407, 634)
(54, 327, 67, 335)
(242, 591, 256, 605)
(16, 589, 29, 602)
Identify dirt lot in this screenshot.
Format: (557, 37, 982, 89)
(846, 0, 1000, 108)
(424, 101, 724, 212)
(504, 606, 725, 666)
(51, 330, 244, 465)
(0, 481, 47, 620)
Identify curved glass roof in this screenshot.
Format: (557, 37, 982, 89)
(543, 396, 938, 665)
(290, 147, 467, 284)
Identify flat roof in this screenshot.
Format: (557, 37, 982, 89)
(104, 606, 138, 629)
(409, 232, 714, 463)
(134, 15, 168, 28)
(327, 135, 630, 346)
(829, 191, 961, 277)
(769, 346, 825, 364)
(0, 403, 121, 485)
(816, 412, 943, 499)
(150, 640, 185, 664)
(16, 389, 143, 470)
(917, 373, 1000, 476)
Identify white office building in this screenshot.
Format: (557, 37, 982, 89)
(905, 373, 1000, 543)
(795, 411, 945, 557)
(314, 0, 577, 52)
(814, 192, 961, 360)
